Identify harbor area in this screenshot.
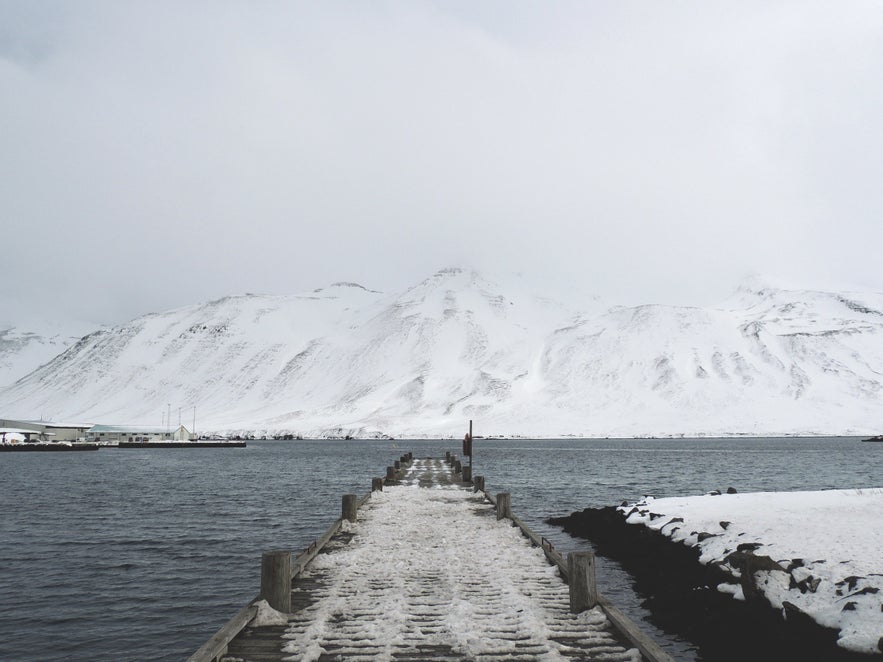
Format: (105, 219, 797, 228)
(193, 457, 671, 662)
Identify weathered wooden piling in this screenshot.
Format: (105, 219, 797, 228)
(496, 492, 512, 520)
(260, 550, 291, 613)
(394, 460, 401, 471)
(193, 457, 676, 662)
(453, 459, 461, 473)
(372, 477, 384, 492)
(462, 466, 472, 483)
(568, 552, 598, 612)
(342, 494, 358, 522)
(445, 451, 451, 462)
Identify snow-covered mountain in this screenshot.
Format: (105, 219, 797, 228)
(0, 320, 98, 388)
(0, 269, 881, 438)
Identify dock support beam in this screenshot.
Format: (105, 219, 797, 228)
(372, 477, 383, 492)
(473, 475, 485, 493)
(342, 494, 357, 522)
(386, 466, 396, 481)
(260, 550, 291, 613)
(568, 552, 598, 612)
(496, 492, 511, 520)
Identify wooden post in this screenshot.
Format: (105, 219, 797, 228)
(445, 451, 451, 462)
(496, 492, 511, 520)
(386, 466, 396, 481)
(372, 477, 383, 492)
(469, 418, 473, 473)
(462, 466, 472, 483)
(260, 550, 291, 613)
(474, 475, 485, 493)
(394, 460, 401, 471)
(342, 494, 357, 522)
(453, 459, 461, 473)
(568, 552, 598, 612)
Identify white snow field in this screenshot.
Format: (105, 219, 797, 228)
(0, 317, 97, 387)
(1, 268, 882, 438)
(621, 488, 883, 654)
(279, 459, 641, 662)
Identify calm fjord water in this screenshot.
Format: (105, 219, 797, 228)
(0, 437, 880, 661)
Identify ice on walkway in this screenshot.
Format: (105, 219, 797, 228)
(282, 460, 640, 661)
(622, 488, 883, 654)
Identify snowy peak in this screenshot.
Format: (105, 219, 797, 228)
(0, 271, 880, 437)
(0, 316, 98, 387)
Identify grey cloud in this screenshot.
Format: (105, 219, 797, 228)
(1, 1, 882, 324)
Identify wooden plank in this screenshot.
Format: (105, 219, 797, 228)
(192, 491, 373, 661)
(292, 519, 342, 578)
(187, 599, 258, 662)
(485, 488, 674, 662)
(597, 595, 676, 662)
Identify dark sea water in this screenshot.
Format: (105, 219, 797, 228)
(1, 437, 880, 661)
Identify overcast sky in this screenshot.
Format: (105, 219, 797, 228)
(2, 1, 882, 325)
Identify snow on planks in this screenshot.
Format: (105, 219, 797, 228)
(222, 459, 642, 662)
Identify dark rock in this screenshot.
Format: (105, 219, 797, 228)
(724, 551, 787, 602)
(709, 490, 722, 496)
(838, 576, 863, 592)
(792, 574, 821, 594)
(848, 586, 879, 596)
(727, 487, 738, 494)
(720, 521, 731, 530)
(697, 532, 717, 542)
(842, 601, 858, 612)
(546, 506, 869, 662)
(737, 542, 763, 553)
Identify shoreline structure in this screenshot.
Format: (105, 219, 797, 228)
(551, 488, 883, 660)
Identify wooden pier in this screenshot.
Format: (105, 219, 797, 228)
(190, 454, 673, 662)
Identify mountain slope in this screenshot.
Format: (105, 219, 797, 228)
(0, 271, 880, 437)
(0, 320, 98, 388)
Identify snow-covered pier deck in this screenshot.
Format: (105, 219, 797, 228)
(191, 457, 671, 662)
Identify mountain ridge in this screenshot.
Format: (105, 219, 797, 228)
(1, 269, 881, 438)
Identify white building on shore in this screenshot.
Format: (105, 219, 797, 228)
(86, 424, 193, 443)
(0, 419, 93, 441)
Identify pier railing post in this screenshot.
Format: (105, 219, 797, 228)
(445, 451, 451, 462)
(394, 460, 401, 471)
(474, 475, 485, 493)
(462, 466, 472, 483)
(453, 459, 461, 473)
(260, 550, 291, 613)
(496, 492, 512, 520)
(372, 477, 383, 492)
(568, 551, 598, 612)
(342, 494, 357, 522)
(386, 466, 396, 481)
